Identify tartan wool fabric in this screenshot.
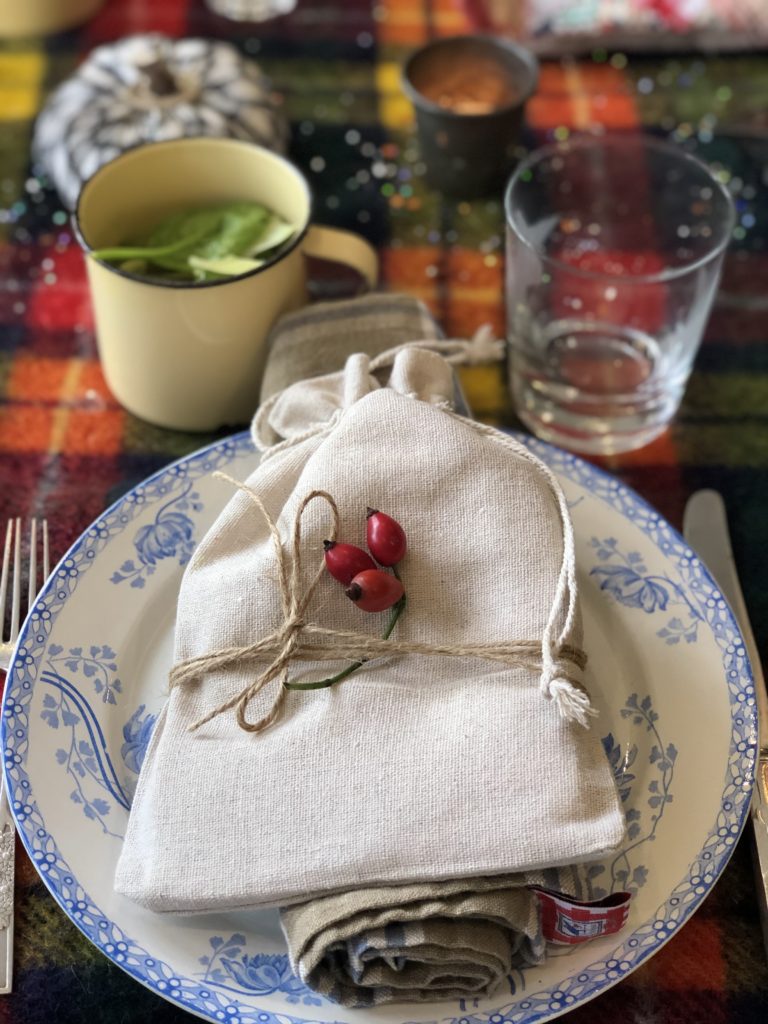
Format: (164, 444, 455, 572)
(0, 0, 768, 1021)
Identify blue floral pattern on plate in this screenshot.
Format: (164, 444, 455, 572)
(110, 478, 202, 588)
(590, 536, 703, 644)
(121, 704, 157, 777)
(592, 694, 676, 900)
(39, 644, 130, 838)
(199, 936, 324, 1006)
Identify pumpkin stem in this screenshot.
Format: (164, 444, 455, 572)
(140, 60, 179, 97)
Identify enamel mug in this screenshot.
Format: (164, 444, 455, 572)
(0, 0, 103, 37)
(74, 137, 378, 431)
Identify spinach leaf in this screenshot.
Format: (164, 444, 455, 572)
(91, 202, 296, 283)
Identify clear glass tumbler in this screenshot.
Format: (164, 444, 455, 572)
(504, 136, 735, 454)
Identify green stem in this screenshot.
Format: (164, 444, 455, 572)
(285, 593, 406, 691)
(90, 224, 212, 264)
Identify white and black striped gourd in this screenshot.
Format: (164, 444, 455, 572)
(32, 34, 289, 209)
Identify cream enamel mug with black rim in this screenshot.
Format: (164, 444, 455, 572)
(74, 137, 378, 432)
(0, 0, 102, 37)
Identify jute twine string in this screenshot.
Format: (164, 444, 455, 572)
(169, 473, 591, 736)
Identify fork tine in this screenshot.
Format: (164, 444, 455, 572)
(42, 519, 50, 581)
(0, 522, 12, 642)
(9, 518, 20, 645)
(0, 518, 50, 652)
(28, 518, 37, 613)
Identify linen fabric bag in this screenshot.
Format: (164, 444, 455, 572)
(115, 343, 626, 991)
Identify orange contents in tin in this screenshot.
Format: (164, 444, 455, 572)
(418, 59, 520, 115)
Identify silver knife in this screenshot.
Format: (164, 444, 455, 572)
(683, 489, 768, 955)
(0, 784, 13, 994)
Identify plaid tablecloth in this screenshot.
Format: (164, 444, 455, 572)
(0, 0, 767, 1021)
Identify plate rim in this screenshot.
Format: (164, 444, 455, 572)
(1, 428, 758, 1024)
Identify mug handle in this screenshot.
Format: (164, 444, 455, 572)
(303, 224, 379, 289)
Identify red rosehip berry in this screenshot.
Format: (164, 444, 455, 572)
(366, 509, 407, 566)
(323, 541, 376, 585)
(345, 569, 404, 612)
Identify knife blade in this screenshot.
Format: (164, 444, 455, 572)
(0, 780, 13, 994)
(683, 489, 768, 956)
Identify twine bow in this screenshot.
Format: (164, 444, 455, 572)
(169, 473, 594, 736)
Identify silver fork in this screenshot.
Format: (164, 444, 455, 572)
(0, 518, 50, 994)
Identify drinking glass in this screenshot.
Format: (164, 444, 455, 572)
(505, 136, 735, 454)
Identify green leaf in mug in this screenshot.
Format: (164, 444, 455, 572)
(90, 202, 296, 283)
(118, 259, 149, 275)
(246, 217, 296, 257)
(143, 209, 226, 272)
(188, 254, 265, 279)
(191, 203, 272, 261)
(90, 220, 214, 266)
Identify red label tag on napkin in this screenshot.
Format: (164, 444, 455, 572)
(531, 887, 632, 945)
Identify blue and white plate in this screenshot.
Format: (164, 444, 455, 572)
(2, 432, 757, 1023)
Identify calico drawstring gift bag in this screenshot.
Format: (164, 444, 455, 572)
(115, 342, 628, 1005)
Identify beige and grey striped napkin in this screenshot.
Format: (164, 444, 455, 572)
(282, 866, 586, 1007)
(259, 291, 442, 400)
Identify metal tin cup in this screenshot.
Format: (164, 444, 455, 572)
(73, 137, 378, 432)
(402, 34, 538, 198)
